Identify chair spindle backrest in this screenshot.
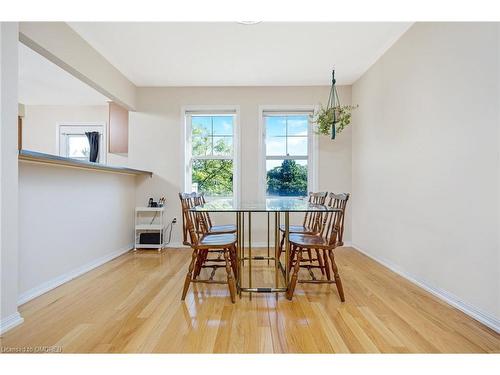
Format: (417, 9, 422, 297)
(199, 193, 213, 228)
(303, 191, 328, 232)
(319, 193, 350, 247)
(193, 193, 211, 234)
(179, 192, 199, 246)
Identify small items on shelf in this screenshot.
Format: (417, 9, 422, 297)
(147, 196, 166, 208)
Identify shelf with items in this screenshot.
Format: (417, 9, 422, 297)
(134, 206, 166, 252)
(135, 207, 164, 212)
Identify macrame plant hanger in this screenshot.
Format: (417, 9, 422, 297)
(327, 69, 341, 139)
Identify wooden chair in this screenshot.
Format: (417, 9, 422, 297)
(179, 193, 238, 303)
(278, 191, 328, 272)
(181, 192, 236, 245)
(180, 192, 238, 278)
(286, 193, 350, 301)
(180, 192, 196, 245)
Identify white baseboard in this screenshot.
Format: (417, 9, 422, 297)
(0, 312, 24, 335)
(351, 243, 500, 334)
(17, 243, 133, 306)
(163, 242, 189, 248)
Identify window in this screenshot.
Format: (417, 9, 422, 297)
(67, 134, 90, 159)
(185, 111, 238, 200)
(262, 111, 314, 197)
(58, 124, 105, 163)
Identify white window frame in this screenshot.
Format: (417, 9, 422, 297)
(182, 106, 241, 204)
(258, 105, 318, 200)
(57, 122, 107, 164)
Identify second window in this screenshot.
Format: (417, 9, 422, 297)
(263, 112, 311, 197)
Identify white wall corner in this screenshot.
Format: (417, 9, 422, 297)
(0, 312, 24, 335)
(350, 243, 500, 334)
(1, 21, 21, 337)
(17, 243, 134, 306)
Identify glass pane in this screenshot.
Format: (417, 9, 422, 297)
(191, 116, 212, 137)
(192, 159, 233, 197)
(213, 136, 233, 156)
(212, 116, 233, 136)
(192, 136, 212, 156)
(265, 116, 286, 137)
(68, 135, 90, 159)
(287, 136, 308, 156)
(287, 115, 308, 136)
(266, 137, 286, 156)
(266, 159, 308, 197)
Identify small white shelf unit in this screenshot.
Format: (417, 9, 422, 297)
(134, 207, 165, 251)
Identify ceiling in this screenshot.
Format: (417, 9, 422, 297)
(18, 42, 109, 106)
(68, 22, 413, 87)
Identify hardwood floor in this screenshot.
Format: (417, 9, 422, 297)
(1, 247, 499, 353)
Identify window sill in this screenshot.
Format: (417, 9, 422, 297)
(18, 150, 153, 177)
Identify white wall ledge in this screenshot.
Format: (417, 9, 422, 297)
(18, 149, 152, 177)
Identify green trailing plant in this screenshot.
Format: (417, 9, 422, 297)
(313, 104, 358, 136)
(313, 69, 358, 138)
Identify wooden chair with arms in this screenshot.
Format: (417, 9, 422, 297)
(286, 193, 350, 301)
(179, 193, 238, 303)
(278, 191, 328, 272)
(180, 192, 237, 245)
(191, 193, 238, 278)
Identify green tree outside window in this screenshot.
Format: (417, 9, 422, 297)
(267, 159, 307, 197)
(191, 117, 234, 197)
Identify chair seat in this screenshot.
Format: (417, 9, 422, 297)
(199, 233, 237, 247)
(209, 224, 237, 234)
(279, 224, 316, 234)
(289, 233, 330, 248)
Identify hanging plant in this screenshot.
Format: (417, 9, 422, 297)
(313, 104, 358, 136)
(312, 69, 358, 139)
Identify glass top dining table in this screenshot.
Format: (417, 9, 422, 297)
(191, 197, 340, 212)
(190, 197, 340, 298)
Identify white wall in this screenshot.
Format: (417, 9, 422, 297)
(352, 23, 500, 326)
(0, 23, 22, 333)
(19, 22, 136, 110)
(18, 162, 136, 302)
(126, 86, 353, 246)
(22, 105, 108, 155)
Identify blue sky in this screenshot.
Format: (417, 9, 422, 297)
(266, 115, 308, 156)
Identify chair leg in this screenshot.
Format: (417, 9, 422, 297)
(182, 248, 198, 300)
(286, 247, 302, 300)
(316, 249, 325, 275)
(230, 245, 238, 279)
(193, 249, 204, 279)
(328, 250, 345, 302)
(278, 231, 286, 260)
(223, 248, 236, 303)
(288, 244, 296, 271)
(322, 249, 331, 280)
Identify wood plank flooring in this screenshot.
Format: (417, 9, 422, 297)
(1, 247, 499, 353)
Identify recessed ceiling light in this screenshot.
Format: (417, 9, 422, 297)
(236, 21, 262, 25)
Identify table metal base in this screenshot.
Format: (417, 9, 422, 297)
(236, 211, 291, 299)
